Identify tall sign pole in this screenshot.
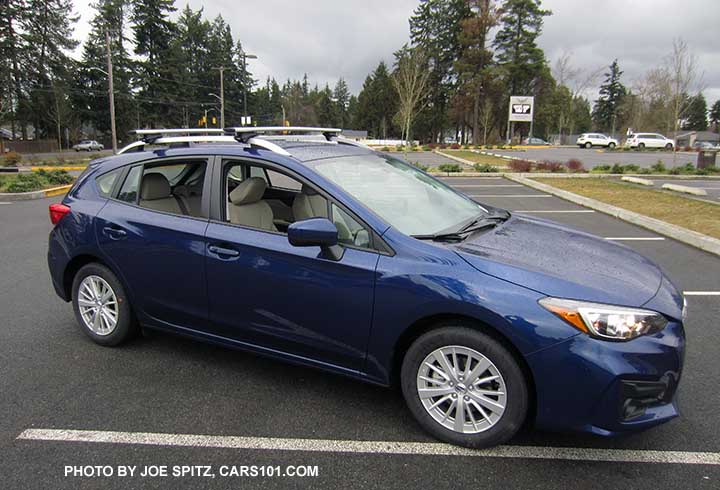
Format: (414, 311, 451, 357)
(508, 96, 534, 143)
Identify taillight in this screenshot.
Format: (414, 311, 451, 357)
(49, 203, 71, 225)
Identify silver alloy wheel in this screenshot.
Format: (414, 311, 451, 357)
(77, 275, 118, 336)
(417, 345, 507, 434)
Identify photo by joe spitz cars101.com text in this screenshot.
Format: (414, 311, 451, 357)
(47, 127, 685, 448)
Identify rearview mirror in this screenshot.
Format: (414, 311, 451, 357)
(288, 218, 344, 261)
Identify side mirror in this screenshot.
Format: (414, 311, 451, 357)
(288, 218, 344, 261)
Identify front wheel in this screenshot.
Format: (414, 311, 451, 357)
(72, 263, 138, 346)
(401, 326, 528, 448)
(608, 142, 616, 149)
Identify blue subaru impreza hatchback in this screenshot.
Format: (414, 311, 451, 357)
(48, 127, 685, 448)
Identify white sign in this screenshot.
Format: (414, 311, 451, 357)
(240, 116, 252, 126)
(508, 96, 534, 122)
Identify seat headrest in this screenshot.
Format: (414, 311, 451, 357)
(301, 184, 319, 196)
(141, 173, 172, 200)
(230, 177, 267, 205)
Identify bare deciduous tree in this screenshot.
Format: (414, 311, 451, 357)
(392, 46, 431, 146)
(552, 50, 603, 141)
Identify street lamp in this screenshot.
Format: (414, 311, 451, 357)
(238, 50, 257, 123)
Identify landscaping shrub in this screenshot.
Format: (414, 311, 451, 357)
(427, 143, 437, 150)
(437, 163, 462, 173)
(2, 151, 21, 166)
(610, 163, 625, 174)
(421, 145, 431, 151)
(623, 164, 640, 173)
(508, 159, 532, 172)
(395, 145, 405, 151)
(439, 143, 448, 150)
(566, 159, 585, 173)
(473, 163, 498, 173)
(6, 173, 43, 193)
(39, 169, 74, 185)
(450, 143, 461, 150)
(536, 161, 566, 173)
(380, 146, 390, 152)
(411, 161, 428, 171)
(592, 164, 612, 173)
(683, 145, 693, 152)
(651, 161, 666, 173)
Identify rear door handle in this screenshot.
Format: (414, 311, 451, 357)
(103, 226, 127, 240)
(208, 245, 240, 257)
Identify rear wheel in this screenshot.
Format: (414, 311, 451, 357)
(638, 143, 646, 150)
(608, 142, 616, 149)
(72, 263, 137, 346)
(584, 142, 592, 149)
(401, 326, 528, 448)
(665, 143, 673, 150)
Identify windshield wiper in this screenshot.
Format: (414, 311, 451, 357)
(412, 219, 503, 242)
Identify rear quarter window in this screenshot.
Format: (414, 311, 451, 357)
(95, 169, 121, 197)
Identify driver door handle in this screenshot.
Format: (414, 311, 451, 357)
(208, 245, 240, 257)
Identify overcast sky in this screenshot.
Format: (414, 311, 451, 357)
(70, 0, 720, 104)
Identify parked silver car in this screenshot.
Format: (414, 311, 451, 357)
(73, 140, 104, 152)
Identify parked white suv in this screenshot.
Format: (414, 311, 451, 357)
(576, 133, 618, 149)
(624, 133, 674, 150)
(73, 140, 104, 152)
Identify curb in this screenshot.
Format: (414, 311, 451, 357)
(661, 183, 707, 196)
(621, 176, 654, 186)
(29, 166, 87, 171)
(506, 175, 720, 258)
(434, 150, 475, 167)
(0, 184, 72, 202)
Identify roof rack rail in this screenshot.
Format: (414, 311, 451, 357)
(224, 126, 342, 143)
(117, 126, 360, 156)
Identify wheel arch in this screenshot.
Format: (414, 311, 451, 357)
(390, 313, 537, 426)
(63, 254, 117, 300)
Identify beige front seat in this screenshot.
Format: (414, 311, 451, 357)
(139, 173, 183, 214)
(228, 177, 277, 231)
(292, 184, 328, 220)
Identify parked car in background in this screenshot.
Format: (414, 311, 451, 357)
(73, 140, 104, 152)
(692, 141, 717, 150)
(521, 137, 550, 146)
(624, 133, 674, 150)
(48, 127, 686, 449)
(576, 133, 618, 149)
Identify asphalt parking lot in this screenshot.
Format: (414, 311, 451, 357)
(1, 178, 719, 489)
(493, 147, 703, 169)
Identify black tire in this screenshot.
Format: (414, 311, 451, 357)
(665, 143, 673, 150)
(608, 142, 616, 149)
(584, 142, 592, 149)
(638, 143, 645, 150)
(401, 325, 528, 448)
(71, 262, 138, 346)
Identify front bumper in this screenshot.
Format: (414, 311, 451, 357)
(526, 320, 685, 436)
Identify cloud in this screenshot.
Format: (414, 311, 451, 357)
(70, 0, 720, 103)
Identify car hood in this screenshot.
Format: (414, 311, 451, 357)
(453, 215, 663, 307)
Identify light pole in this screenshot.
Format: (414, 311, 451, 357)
(89, 62, 116, 154)
(208, 93, 223, 127)
(238, 50, 257, 123)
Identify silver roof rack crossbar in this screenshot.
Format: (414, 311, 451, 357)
(118, 135, 237, 154)
(224, 126, 342, 143)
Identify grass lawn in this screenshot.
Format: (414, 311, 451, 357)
(441, 150, 507, 166)
(534, 178, 720, 240)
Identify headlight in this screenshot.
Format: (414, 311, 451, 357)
(539, 297, 668, 341)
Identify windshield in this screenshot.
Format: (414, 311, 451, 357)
(308, 153, 487, 236)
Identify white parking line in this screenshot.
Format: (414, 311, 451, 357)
(0, 202, 11, 205)
(16, 429, 720, 466)
(470, 194, 552, 198)
(514, 210, 595, 213)
(455, 185, 523, 188)
(604, 237, 666, 241)
(683, 291, 720, 296)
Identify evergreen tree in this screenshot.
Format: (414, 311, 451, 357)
(0, 0, 31, 138)
(684, 93, 708, 131)
(25, 0, 79, 142)
(316, 84, 336, 127)
(493, 0, 550, 97)
(333, 78, 350, 128)
(410, 0, 468, 142)
(131, 0, 177, 127)
(355, 62, 398, 138)
(592, 59, 626, 134)
(710, 100, 720, 132)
